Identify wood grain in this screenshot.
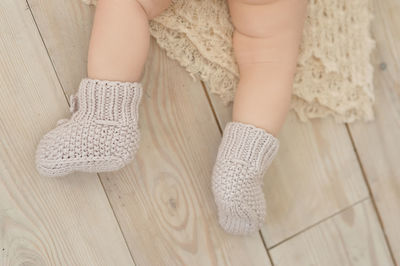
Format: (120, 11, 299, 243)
(269, 199, 393, 266)
(27, 0, 94, 95)
(347, 0, 400, 263)
(0, 0, 134, 265)
(207, 88, 369, 247)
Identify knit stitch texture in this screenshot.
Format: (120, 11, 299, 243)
(211, 121, 279, 235)
(36, 78, 143, 176)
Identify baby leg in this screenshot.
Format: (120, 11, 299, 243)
(88, 0, 171, 82)
(230, 0, 307, 136)
(211, 0, 307, 235)
(35, 0, 171, 176)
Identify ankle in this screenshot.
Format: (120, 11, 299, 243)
(231, 117, 280, 138)
(219, 121, 280, 171)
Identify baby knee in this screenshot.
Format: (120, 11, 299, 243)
(136, 0, 172, 19)
(228, 0, 306, 38)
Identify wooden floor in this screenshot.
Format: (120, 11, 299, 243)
(1, 0, 399, 265)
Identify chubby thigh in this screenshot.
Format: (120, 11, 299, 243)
(227, 0, 307, 66)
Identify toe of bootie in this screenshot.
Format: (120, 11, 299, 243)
(35, 124, 138, 177)
(213, 190, 266, 235)
(217, 208, 265, 235)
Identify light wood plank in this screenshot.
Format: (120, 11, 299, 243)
(28, 0, 274, 264)
(27, 0, 94, 94)
(269, 199, 393, 266)
(207, 89, 369, 247)
(0, 0, 134, 265)
(347, 0, 400, 263)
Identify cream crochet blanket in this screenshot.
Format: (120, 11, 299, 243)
(82, 0, 375, 122)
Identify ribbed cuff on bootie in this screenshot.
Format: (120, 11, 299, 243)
(73, 78, 142, 124)
(211, 121, 279, 235)
(35, 78, 143, 177)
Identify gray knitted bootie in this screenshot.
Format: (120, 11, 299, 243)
(35, 78, 143, 177)
(211, 121, 280, 235)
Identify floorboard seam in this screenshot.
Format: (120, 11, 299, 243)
(25, 0, 70, 106)
(345, 123, 397, 265)
(200, 81, 223, 133)
(259, 230, 275, 266)
(97, 174, 137, 265)
(268, 196, 370, 250)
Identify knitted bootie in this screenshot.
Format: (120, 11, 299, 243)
(35, 78, 143, 177)
(211, 121, 280, 235)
